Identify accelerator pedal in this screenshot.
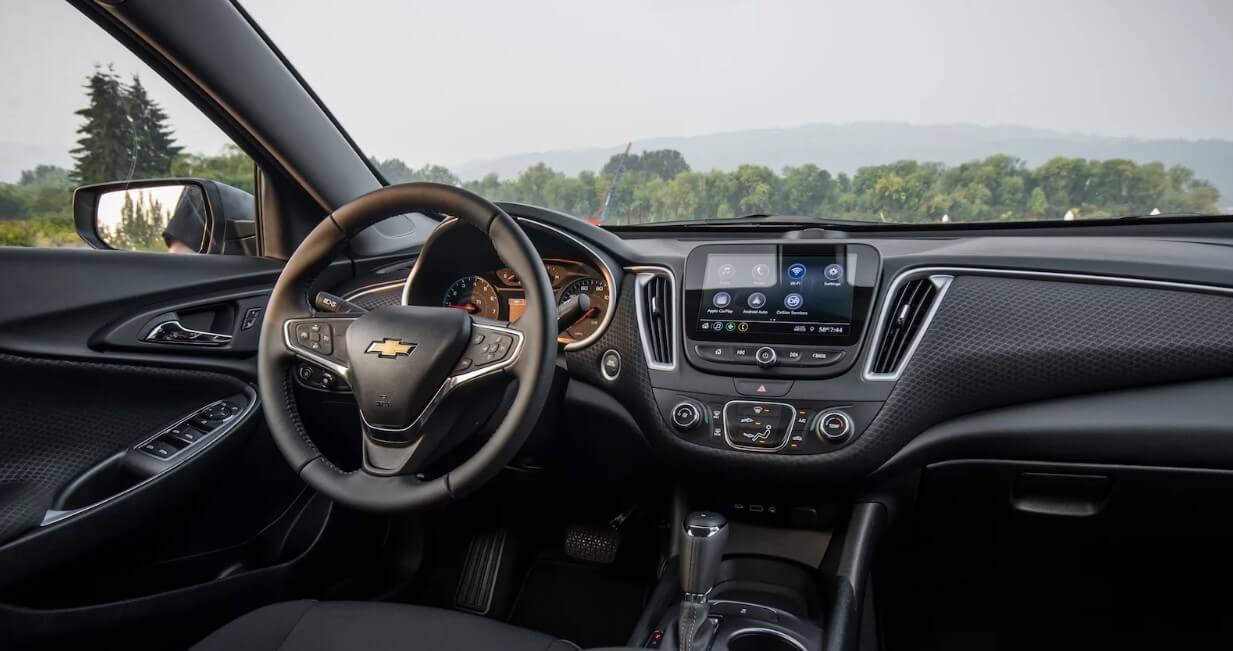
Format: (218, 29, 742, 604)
(454, 528, 509, 615)
(564, 507, 634, 564)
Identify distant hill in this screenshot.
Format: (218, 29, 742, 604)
(453, 123, 1233, 205)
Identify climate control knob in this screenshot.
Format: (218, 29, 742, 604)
(814, 410, 853, 443)
(671, 401, 704, 432)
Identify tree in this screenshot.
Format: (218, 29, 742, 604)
(172, 145, 255, 193)
(1027, 186, 1048, 217)
(71, 66, 134, 185)
(125, 75, 183, 178)
(107, 191, 167, 252)
(602, 149, 690, 180)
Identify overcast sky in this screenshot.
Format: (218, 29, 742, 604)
(2, 0, 1231, 175)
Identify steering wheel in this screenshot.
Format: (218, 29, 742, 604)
(258, 183, 556, 511)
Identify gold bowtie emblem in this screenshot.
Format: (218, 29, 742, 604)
(365, 338, 416, 359)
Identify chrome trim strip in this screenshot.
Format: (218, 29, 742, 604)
(628, 265, 679, 371)
(722, 400, 797, 453)
(861, 273, 953, 382)
(398, 217, 619, 351)
(862, 266, 1233, 382)
(344, 280, 406, 302)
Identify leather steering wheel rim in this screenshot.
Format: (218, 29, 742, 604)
(257, 183, 556, 511)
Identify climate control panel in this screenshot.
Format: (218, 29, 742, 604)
(655, 389, 882, 455)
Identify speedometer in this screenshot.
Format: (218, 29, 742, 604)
(558, 277, 608, 342)
(443, 276, 500, 320)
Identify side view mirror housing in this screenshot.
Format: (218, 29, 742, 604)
(72, 178, 256, 255)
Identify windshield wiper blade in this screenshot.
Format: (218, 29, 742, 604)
(621, 213, 873, 228)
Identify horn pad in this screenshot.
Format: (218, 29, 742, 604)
(344, 305, 472, 432)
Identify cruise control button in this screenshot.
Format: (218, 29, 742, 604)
(695, 345, 732, 362)
(733, 379, 793, 397)
(799, 349, 844, 366)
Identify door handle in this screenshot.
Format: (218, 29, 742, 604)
(145, 320, 233, 346)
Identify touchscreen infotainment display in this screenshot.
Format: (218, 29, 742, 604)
(687, 245, 865, 344)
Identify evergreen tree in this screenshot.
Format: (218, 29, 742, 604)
(109, 191, 167, 251)
(71, 66, 134, 185)
(125, 75, 182, 178)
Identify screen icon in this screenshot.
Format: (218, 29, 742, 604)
(751, 263, 771, 282)
(724, 321, 736, 332)
(784, 293, 804, 309)
(737, 322, 750, 333)
(788, 263, 806, 280)
(712, 291, 732, 308)
(747, 292, 767, 309)
(824, 263, 844, 281)
(718, 263, 735, 279)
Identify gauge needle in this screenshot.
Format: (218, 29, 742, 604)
(568, 306, 599, 327)
(448, 304, 480, 313)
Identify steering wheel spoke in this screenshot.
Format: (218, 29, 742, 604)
(283, 314, 357, 381)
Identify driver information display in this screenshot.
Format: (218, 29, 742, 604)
(694, 250, 854, 339)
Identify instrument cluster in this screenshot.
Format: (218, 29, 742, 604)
(441, 260, 611, 344)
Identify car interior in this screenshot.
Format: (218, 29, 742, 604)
(4, 2, 1233, 650)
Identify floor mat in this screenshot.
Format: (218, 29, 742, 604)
(509, 559, 649, 648)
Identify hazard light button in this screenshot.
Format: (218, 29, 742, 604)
(733, 378, 793, 397)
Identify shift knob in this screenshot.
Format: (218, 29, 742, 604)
(680, 511, 728, 596)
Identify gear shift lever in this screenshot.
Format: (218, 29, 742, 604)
(677, 511, 728, 651)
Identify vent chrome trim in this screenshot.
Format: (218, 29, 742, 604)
(629, 265, 678, 371)
(863, 266, 1233, 382)
(862, 273, 953, 381)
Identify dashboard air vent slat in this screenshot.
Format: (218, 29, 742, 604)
(638, 271, 675, 368)
(869, 276, 947, 376)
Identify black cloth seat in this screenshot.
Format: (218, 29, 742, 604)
(191, 600, 579, 651)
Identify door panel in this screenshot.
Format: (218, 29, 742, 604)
(0, 246, 352, 597)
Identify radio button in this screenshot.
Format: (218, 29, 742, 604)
(695, 344, 733, 362)
(799, 349, 844, 366)
(734, 378, 793, 397)
(731, 345, 757, 363)
(777, 347, 805, 365)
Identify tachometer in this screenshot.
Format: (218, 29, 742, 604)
(558, 277, 609, 342)
(443, 276, 500, 320)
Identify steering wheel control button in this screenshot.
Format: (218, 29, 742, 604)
(454, 357, 473, 372)
(671, 401, 703, 432)
(723, 401, 795, 450)
(601, 349, 621, 381)
(754, 346, 777, 368)
(734, 378, 793, 397)
(799, 349, 844, 366)
(815, 411, 854, 442)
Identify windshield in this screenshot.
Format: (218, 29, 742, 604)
(257, 1, 1228, 225)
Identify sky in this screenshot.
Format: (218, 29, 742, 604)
(2, 0, 1232, 179)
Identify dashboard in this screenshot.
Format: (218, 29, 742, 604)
(325, 207, 1233, 482)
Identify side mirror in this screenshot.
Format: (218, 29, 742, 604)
(73, 178, 256, 255)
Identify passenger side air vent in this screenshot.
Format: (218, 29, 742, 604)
(867, 274, 952, 378)
(635, 270, 676, 369)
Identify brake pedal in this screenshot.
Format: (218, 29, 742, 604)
(455, 528, 508, 614)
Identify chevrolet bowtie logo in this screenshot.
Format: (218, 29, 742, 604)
(365, 338, 416, 359)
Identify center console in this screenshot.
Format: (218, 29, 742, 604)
(654, 243, 882, 458)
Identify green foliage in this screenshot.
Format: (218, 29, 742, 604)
(172, 145, 255, 193)
(71, 68, 185, 185)
(370, 157, 460, 185)
(104, 191, 168, 252)
(451, 151, 1222, 224)
(602, 149, 691, 180)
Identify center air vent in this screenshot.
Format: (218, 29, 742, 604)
(867, 274, 952, 378)
(635, 270, 675, 370)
